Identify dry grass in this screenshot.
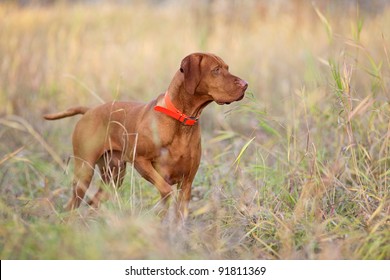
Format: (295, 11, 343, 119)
(0, 1, 389, 259)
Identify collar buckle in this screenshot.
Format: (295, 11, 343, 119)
(154, 92, 199, 126)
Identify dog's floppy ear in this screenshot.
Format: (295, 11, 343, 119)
(180, 54, 202, 95)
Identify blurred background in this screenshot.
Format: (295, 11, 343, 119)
(1, 0, 389, 118)
(0, 0, 389, 259)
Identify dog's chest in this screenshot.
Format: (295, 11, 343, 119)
(154, 142, 200, 185)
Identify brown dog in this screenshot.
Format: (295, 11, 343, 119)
(44, 53, 248, 219)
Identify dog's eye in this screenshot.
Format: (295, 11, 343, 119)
(212, 67, 220, 75)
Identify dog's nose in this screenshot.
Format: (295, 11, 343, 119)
(234, 78, 248, 91)
(239, 79, 248, 90)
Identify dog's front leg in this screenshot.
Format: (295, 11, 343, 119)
(176, 180, 193, 222)
(134, 158, 173, 216)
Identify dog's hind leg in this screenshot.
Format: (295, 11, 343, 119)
(89, 150, 127, 208)
(65, 157, 95, 211)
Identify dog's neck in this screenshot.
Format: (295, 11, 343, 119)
(166, 71, 213, 120)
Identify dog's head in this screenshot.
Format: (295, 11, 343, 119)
(180, 53, 248, 105)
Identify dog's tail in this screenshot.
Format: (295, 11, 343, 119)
(43, 106, 90, 120)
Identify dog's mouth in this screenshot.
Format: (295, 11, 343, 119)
(216, 101, 231, 105)
(215, 92, 245, 105)
(214, 79, 248, 105)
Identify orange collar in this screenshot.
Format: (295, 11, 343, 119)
(154, 92, 199, 126)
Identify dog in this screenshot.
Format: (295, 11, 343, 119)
(44, 53, 248, 219)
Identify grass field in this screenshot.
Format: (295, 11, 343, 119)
(0, 1, 389, 259)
